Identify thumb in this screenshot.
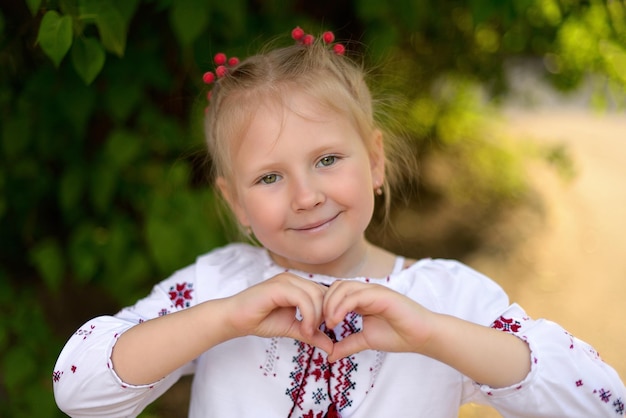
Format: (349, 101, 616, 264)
(303, 329, 335, 356)
(327, 333, 368, 363)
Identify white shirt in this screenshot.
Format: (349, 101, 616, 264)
(53, 243, 626, 417)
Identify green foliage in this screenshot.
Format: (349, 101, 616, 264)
(0, 274, 62, 417)
(37, 10, 72, 67)
(71, 36, 105, 84)
(1, 0, 625, 416)
(35, 0, 131, 82)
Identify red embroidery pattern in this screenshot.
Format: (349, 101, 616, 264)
(286, 340, 315, 414)
(75, 324, 96, 340)
(491, 316, 522, 333)
(168, 282, 194, 308)
(261, 337, 280, 377)
(286, 313, 363, 418)
(332, 356, 357, 410)
(592, 387, 625, 415)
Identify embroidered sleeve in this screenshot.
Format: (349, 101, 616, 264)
(470, 304, 626, 417)
(53, 270, 198, 417)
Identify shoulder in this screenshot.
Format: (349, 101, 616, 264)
(195, 242, 267, 270)
(159, 243, 269, 300)
(397, 258, 511, 325)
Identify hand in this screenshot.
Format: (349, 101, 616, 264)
(225, 272, 334, 354)
(323, 280, 436, 362)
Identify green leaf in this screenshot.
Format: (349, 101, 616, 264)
(79, 0, 127, 56)
(36, 11, 73, 67)
(96, 6, 126, 56)
(25, 0, 42, 16)
(170, 0, 209, 45)
(29, 238, 65, 292)
(71, 36, 106, 84)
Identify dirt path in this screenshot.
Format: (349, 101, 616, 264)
(462, 108, 626, 417)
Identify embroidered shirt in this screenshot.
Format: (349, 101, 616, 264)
(53, 243, 626, 417)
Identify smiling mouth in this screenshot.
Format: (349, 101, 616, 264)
(293, 213, 340, 231)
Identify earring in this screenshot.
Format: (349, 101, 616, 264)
(374, 180, 384, 196)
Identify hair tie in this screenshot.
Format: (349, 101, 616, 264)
(202, 52, 239, 103)
(202, 27, 346, 107)
(291, 26, 345, 55)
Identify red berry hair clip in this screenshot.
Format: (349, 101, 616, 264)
(291, 26, 346, 55)
(202, 27, 346, 107)
(202, 52, 239, 102)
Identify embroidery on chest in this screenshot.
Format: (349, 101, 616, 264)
(282, 312, 371, 418)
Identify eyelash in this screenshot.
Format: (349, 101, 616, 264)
(258, 173, 280, 185)
(255, 155, 341, 185)
(316, 155, 338, 167)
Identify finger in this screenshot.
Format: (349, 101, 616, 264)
(304, 328, 335, 355)
(324, 282, 382, 328)
(327, 332, 369, 363)
(296, 283, 328, 331)
(322, 280, 356, 327)
(274, 276, 327, 336)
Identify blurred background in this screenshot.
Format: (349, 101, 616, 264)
(1, 1, 625, 416)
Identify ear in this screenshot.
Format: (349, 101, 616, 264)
(369, 129, 385, 187)
(216, 176, 250, 227)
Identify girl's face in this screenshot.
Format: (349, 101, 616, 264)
(218, 91, 385, 276)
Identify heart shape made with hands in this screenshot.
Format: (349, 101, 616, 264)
(242, 272, 429, 362)
(280, 278, 427, 363)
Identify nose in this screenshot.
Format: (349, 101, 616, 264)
(290, 175, 325, 211)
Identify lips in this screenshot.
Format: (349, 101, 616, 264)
(292, 212, 340, 231)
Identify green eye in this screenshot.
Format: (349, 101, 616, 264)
(260, 174, 278, 184)
(318, 155, 336, 167)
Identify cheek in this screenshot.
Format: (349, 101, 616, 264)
(338, 166, 375, 209)
(240, 190, 284, 228)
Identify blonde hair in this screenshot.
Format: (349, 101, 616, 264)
(203, 36, 413, 225)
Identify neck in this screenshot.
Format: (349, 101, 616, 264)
(268, 241, 396, 279)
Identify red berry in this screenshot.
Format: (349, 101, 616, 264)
(302, 34, 314, 45)
(333, 44, 346, 55)
(291, 26, 305, 41)
(322, 31, 335, 44)
(228, 57, 239, 66)
(214, 53, 227, 65)
(215, 65, 228, 78)
(202, 71, 215, 84)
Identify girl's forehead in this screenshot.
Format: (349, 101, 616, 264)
(231, 90, 339, 143)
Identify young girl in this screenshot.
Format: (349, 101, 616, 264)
(53, 28, 625, 417)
